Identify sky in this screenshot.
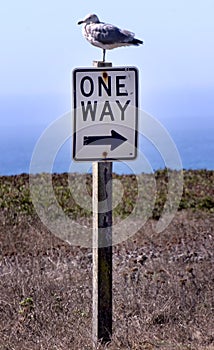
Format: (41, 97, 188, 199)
(0, 0, 214, 128)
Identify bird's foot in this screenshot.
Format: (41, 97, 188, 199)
(102, 49, 106, 62)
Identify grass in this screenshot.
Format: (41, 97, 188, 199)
(0, 169, 213, 223)
(0, 169, 213, 349)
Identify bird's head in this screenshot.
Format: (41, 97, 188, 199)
(77, 14, 100, 25)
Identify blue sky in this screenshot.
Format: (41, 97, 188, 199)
(0, 0, 214, 129)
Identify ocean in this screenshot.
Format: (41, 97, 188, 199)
(0, 122, 213, 176)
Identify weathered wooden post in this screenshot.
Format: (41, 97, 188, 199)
(92, 60, 113, 346)
(72, 62, 138, 347)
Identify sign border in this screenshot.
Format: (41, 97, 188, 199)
(72, 66, 139, 161)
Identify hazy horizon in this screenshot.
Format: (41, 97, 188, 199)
(1, 1, 213, 174)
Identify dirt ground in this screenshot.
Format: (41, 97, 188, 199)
(0, 171, 213, 349)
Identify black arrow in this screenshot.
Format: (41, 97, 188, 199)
(83, 130, 127, 151)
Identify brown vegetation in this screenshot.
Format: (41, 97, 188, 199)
(0, 170, 213, 349)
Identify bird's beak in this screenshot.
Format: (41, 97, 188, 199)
(77, 20, 84, 25)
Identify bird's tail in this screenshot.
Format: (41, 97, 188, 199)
(131, 38, 143, 46)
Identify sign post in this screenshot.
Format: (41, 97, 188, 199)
(72, 61, 139, 346)
(92, 61, 113, 346)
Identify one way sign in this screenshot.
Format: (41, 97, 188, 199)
(72, 67, 139, 161)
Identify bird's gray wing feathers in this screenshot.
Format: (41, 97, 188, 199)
(89, 23, 135, 44)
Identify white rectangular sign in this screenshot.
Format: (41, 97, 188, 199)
(72, 67, 139, 161)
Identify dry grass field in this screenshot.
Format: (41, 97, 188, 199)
(0, 170, 213, 349)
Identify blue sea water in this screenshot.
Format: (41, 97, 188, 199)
(0, 122, 213, 175)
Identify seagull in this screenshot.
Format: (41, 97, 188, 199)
(77, 14, 143, 62)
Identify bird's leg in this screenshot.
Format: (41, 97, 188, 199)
(103, 49, 106, 62)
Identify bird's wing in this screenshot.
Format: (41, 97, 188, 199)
(88, 23, 135, 44)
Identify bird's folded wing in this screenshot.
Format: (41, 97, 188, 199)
(89, 23, 135, 44)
